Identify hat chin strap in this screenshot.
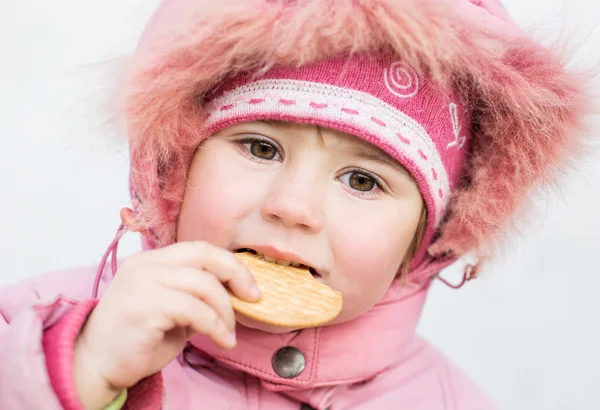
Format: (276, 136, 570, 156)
(92, 207, 149, 298)
(92, 222, 126, 298)
(435, 264, 479, 289)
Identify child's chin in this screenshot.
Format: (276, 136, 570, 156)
(235, 314, 300, 334)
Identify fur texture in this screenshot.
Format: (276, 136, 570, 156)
(119, 0, 595, 282)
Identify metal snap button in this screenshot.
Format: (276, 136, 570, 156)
(272, 346, 306, 378)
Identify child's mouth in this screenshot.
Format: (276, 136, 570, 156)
(234, 248, 321, 279)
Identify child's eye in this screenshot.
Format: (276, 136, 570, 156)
(250, 141, 278, 160)
(239, 137, 282, 161)
(338, 169, 385, 198)
(346, 172, 375, 191)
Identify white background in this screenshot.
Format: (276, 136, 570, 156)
(1, 1, 599, 409)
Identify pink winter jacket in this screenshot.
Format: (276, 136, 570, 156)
(0, 261, 495, 410)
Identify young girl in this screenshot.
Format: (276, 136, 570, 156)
(1, 0, 595, 409)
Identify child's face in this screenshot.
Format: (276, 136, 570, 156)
(177, 121, 423, 332)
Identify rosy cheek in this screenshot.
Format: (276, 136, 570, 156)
(335, 219, 406, 276)
(329, 208, 411, 313)
(178, 188, 236, 244)
(177, 149, 259, 244)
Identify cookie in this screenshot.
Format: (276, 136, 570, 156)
(230, 252, 343, 328)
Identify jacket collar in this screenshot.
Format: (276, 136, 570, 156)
(188, 279, 430, 390)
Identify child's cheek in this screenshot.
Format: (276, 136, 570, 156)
(329, 209, 411, 310)
(178, 186, 240, 244)
(177, 151, 260, 245)
(335, 211, 407, 274)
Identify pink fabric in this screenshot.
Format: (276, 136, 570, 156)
(0, 263, 496, 409)
(122, 373, 164, 410)
(43, 299, 99, 410)
(189, 277, 430, 388)
(204, 51, 471, 268)
(0, 294, 75, 409)
(41, 297, 165, 410)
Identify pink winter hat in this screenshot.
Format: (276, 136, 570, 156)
(119, 0, 593, 283)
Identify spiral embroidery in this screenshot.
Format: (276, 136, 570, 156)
(384, 62, 419, 98)
(446, 103, 466, 150)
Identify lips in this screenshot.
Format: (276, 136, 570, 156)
(234, 247, 321, 278)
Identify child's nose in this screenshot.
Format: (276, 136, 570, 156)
(260, 172, 325, 232)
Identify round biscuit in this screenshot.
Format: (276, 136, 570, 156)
(230, 252, 343, 328)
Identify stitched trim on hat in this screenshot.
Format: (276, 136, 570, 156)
(205, 79, 450, 225)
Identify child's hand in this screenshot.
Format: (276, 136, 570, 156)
(72, 241, 260, 409)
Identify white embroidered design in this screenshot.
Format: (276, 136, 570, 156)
(446, 103, 466, 150)
(384, 62, 419, 98)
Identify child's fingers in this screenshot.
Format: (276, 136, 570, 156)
(150, 242, 261, 302)
(161, 290, 237, 349)
(158, 267, 236, 331)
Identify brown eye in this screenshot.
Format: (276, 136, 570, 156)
(349, 172, 376, 191)
(250, 141, 277, 160)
